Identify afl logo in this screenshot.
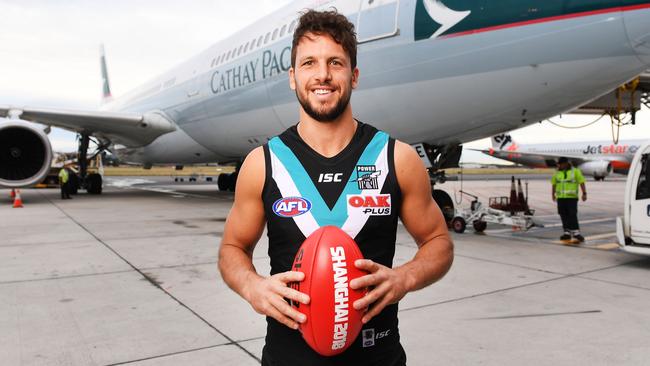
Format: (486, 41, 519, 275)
(273, 197, 312, 218)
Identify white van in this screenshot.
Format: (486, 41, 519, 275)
(616, 141, 650, 255)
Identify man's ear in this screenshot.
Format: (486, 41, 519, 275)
(351, 67, 359, 89)
(289, 67, 296, 90)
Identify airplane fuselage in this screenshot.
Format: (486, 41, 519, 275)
(106, 0, 650, 165)
(490, 140, 646, 173)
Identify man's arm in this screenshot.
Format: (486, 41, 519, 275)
(577, 169, 587, 201)
(350, 141, 453, 323)
(551, 185, 556, 201)
(218, 147, 309, 330)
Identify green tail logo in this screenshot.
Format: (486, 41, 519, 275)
(415, 0, 471, 41)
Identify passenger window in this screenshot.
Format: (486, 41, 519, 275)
(238, 45, 244, 56)
(289, 19, 297, 33)
(264, 32, 271, 44)
(272, 28, 279, 41)
(257, 35, 264, 47)
(226, 50, 231, 60)
(280, 24, 287, 37)
(636, 154, 650, 200)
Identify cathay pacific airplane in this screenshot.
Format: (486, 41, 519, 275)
(2, 0, 650, 205)
(482, 133, 646, 180)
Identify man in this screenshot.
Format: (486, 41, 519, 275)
(552, 157, 587, 242)
(218, 9, 453, 366)
(58, 163, 71, 199)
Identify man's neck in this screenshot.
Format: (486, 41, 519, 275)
(296, 108, 357, 158)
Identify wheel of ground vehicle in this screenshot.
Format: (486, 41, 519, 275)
(473, 220, 487, 233)
(451, 216, 466, 233)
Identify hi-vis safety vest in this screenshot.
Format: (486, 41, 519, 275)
(552, 167, 585, 199)
(58, 168, 69, 184)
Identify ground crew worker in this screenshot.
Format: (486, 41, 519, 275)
(58, 164, 71, 199)
(552, 157, 586, 242)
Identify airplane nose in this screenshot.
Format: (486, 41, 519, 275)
(623, 4, 650, 65)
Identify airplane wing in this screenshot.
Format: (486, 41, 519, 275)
(0, 105, 175, 147)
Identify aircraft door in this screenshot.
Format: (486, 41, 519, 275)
(356, 0, 400, 43)
(630, 152, 650, 243)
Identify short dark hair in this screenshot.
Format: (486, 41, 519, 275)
(558, 157, 569, 164)
(291, 9, 357, 69)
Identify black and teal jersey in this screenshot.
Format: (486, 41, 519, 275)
(261, 121, 405, 366)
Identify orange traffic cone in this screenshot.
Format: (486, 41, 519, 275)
(13, 189, 23, 208)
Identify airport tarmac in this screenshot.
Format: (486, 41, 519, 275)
(1, 175, 649, 366)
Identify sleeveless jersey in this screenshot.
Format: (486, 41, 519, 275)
(261, 121, 405, 366)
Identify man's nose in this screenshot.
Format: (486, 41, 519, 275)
(314, 62, 331, 82)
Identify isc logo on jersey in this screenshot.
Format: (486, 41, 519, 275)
(347, 194, 391, 216)
(273, 197, 312, 218)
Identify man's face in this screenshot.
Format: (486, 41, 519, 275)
(289, 32, 358, 123)
(558, 162, 570, 170)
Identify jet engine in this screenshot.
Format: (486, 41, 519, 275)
(0, 120, 53, 188)
(578, 161, 612, 180)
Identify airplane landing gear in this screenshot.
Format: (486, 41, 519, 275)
(217, 161, 242, 192)
(75, 133, 104, 194)
(419, 143, 463, 224)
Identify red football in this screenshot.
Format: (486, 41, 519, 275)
(290, 226, 367, 356)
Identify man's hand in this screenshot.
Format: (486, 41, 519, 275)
(350, 259, 409, 324)
(582, 192, 587, 201)
(244, 271, 310, 330)
(552, 194, 556, 202)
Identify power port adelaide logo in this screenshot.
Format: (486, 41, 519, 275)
(414, 0, 471, 41)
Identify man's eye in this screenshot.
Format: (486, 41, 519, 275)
(302, 60, 313, 66)
(330, 60, 341, 65)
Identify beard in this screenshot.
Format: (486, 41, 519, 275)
(295, 83, 352, 123)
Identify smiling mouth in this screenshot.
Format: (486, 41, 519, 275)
(313, 89, 333, 95)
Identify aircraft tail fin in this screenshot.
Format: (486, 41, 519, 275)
(100, 44, 113, 104)
(491, 133, 516, 150)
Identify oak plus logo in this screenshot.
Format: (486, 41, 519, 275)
(347, 194, 391, 216)
(415, 0, 471, 41)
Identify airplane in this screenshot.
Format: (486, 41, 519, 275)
(2, 0, 650, 216)
(480, 133, 647, 180)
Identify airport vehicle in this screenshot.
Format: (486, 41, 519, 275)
(616, 140, 650, 256)
(481, 133, 647, 180)
(450, 180, 538, 233)
(1, 0, 650, 204)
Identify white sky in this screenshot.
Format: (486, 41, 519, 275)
(1, 0, 649, 164)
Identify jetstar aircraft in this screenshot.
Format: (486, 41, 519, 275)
(482, 133, 646, 180)
(1, 0, 650, 206)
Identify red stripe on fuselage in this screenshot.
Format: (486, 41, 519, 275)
(440, 4, 650, 39)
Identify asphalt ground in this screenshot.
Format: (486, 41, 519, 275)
(1, 175, 649, 365)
